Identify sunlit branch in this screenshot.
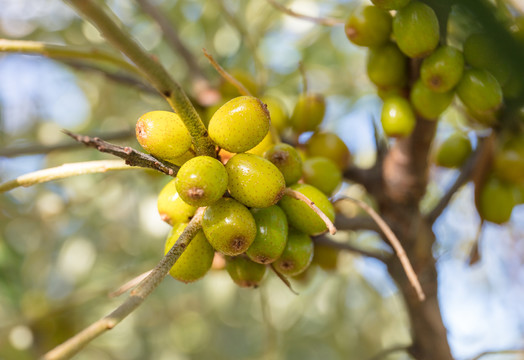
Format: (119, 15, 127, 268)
(0, 160, 135, 193)
(65, 0, 216, 156)
(0, 38, 140, 75)
(42, 208, 205, 360)
(265, 0, 345, 26)
(63, 130, 179, 176)
(333, 195, 426, 301)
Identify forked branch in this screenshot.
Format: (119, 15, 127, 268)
(42, 208, 205, 360)
(333, 195, 426, 301)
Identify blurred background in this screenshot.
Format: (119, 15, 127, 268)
(0, 0, 523, 359)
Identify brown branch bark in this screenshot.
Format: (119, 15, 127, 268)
(313, 235, 387, 261)
(63, 130, 179, 176)
(334, 214, 380, 232)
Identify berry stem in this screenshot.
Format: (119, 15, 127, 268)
(0, 160, 136, 193)
(108, 270, 153, 298)
(283, 188, 337, 235)
(269, 264, 298, 295)
(202, 48, 253, 97)
(42, 207, 206, 360)
(333, 195, 425, 302)
(66, 0, 216, 157)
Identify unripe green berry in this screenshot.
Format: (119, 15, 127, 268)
(393, 1, 439, 58)
(302, 157, 342, 196)
(420, 46, 464, 93)
(493, 134, 524, 185)
(208, 96, 270, 153)
(157, 179, 197, 225)
(264, 143, 303, 186)
(175, 156, 228, 207)
(225, 256, 267, 288)
(457, 69, 503, 114)
(305, 132, 351, 170)
(219, 70, 259, 98)
(136, 111, 192, 160)
(261, 96, 289, 133)
(246, 206, 288, 264)
(226, 153, 286, 208)
(164, 223, 214, 283)
(410, 79, 454, 120)
(477, 176, 516, 224)
(345, 6, 392, 48)
(202, 198, 257, 256)
(381, 96, 416, 137)
(435, 133, 472, 168)
(367, 43, 408, 88)
(371, 0, 411, 11)
(463, 33, 510, 86)
(279, 183, 335, 235)
(273, 228, 314, 277)
(312, 243, 339, 271)
(290, 94, 326, 134)
(246, 131, 275, 156)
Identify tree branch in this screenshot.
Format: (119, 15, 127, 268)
(0, 38, 140, 75)
(344, 165, 382, 196)
(426, 136, 487, 224)
(65, 0, 216, 157)
(42, 208, 205, 360)
(334, 195, 426, 301)
(134, 0, 219, 106)
(0, 160, 135, 193)
(63, 130, 179, 176)
(265, 0, 345, 26)
(0, 129, 134, 158)
(313, 235, 387, 261)
(334, 213, 380, 232)
(203, 49, 252, 97)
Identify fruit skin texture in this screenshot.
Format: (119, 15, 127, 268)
(371, 0, 411, 11)
(175, 156, 228, 207)
(273, 228, 314, 277)
(477, 176, 516, 224)
(345, 6, 392, 48)
(226, 153, 286, 208)
(493, 135, 524, 185)
(435, 133, 472, 168)
(225, 256, 267, 288)
(290, 94, 326, 134)
(420, 46, 464, 93)
(164, 223, 214, 283)
(208, 96, 270, 153)
(302, 157, 342, 196)
(457, 69, 503, 114)
(157, 178, 197, 225)
(136, 110, 192, 160)
(393, 1, 439, 58)
(367, 43, 407, 88)
(261, 96, 288, 133)
(410, 79, 454, 120)
(246, 206, 288, 264)
(279, 183, 335, 235)
(264, 143, 303, 186)
(305, 132, 351, 170)
(202, 198, 257, 256)
(380, 96, 416, 137)
(246, 131, 274, 156)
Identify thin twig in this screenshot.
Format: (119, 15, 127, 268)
(265, 0, 345, 26)
(313, 236, 387, 261)
(0, 38, 140, 75)
(270, 265, 298, 295)
(108, 270, 153, 298)
(42, 208, 205, 360)
(426, 136, 487, 224)
(65, 0, 215, 157)
(334, 213, 380, 232)
(333, 195, 426, 302)
(367, 345, 411, 360)
(0, 129, 134, 158)
(202, 48, 252, 97)
(63, 130, 179, 176)
(283, 187, 337, 235)
(0, 160, 135, 193)
(469, 348, 524, 360)
(134, 0, 219, 106)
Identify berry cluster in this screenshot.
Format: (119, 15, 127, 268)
(345, 0, 523, 224)
(137, 92, 350, 287)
